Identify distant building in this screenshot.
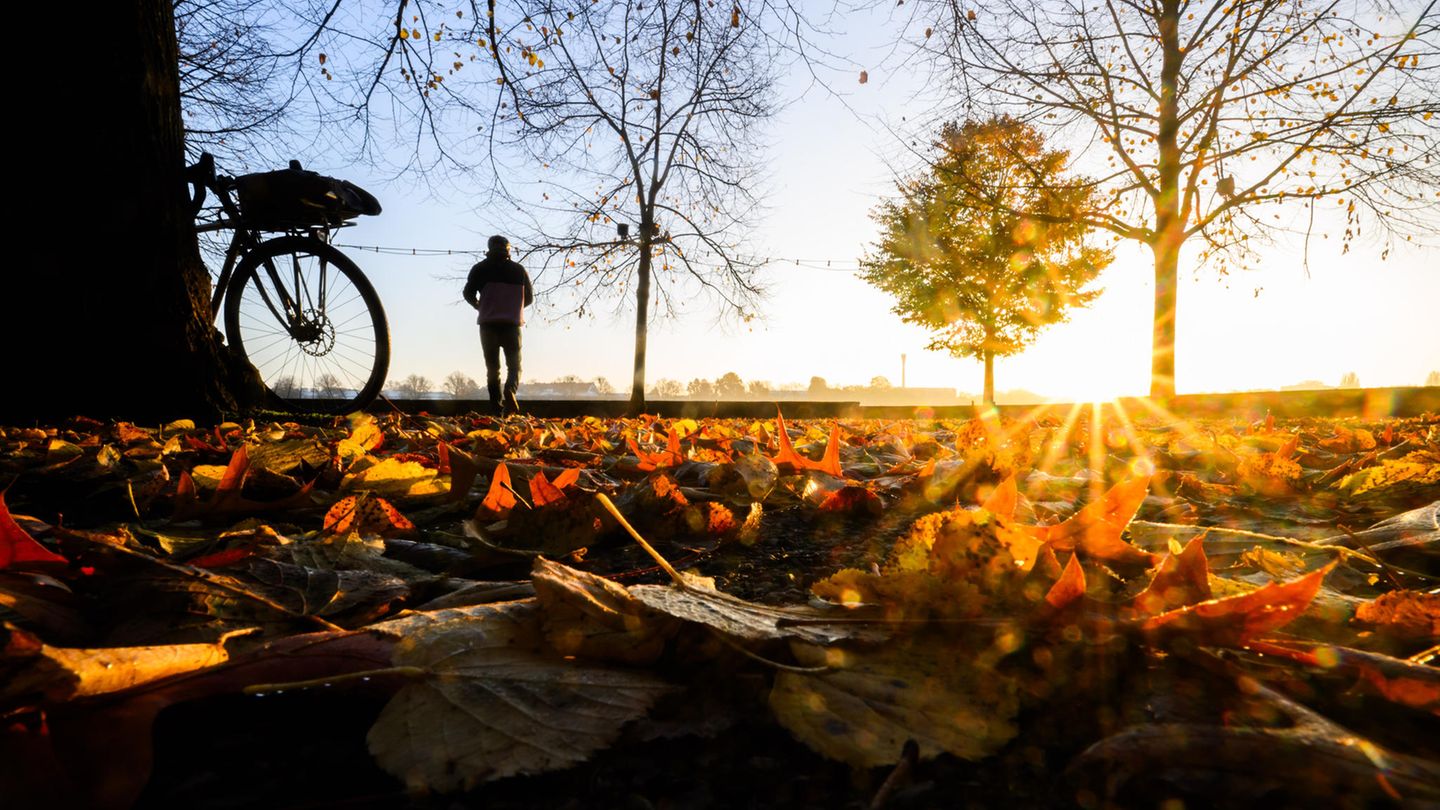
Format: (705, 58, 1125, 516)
(526, 381, 602, 399)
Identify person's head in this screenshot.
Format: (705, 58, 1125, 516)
(487, 235, 510, 257)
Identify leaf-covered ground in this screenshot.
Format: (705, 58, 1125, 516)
(2, 406, 1437, 809)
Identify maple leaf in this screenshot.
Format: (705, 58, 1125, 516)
(1044, 553, 1087, 610)
(1131, 534, 1211, 616)
(477, 461, 518, 516)
(1022, 475, 1158, 568)
(770, 410, 843, 477)
(1140, 562, 1336, 646)
(627, 429, 684, 470)
(0, 491, 68, 570)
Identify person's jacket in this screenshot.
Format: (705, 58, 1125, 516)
(464, 254, 534, 326)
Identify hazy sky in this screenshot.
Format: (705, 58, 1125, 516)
(290, 4, 1440, 399)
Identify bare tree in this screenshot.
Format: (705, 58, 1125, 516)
(687, 378, 716, 399)
(485, 0, 797, 412)
(919, 0, 1440, 399)
(444, 371, 483, 398)
(870, 376, 892, 390)
(1340, 371, 1361, 389)
(394, 374, 434, 397)
(316, 372, 347, 398)
(651, 378, 684, 397)
(747, 379, 773, 395)
(594, 376, 615, 395)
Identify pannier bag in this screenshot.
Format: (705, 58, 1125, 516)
(235, 160, 382, 230)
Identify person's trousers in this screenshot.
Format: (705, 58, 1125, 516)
(479, 322, 522, 412)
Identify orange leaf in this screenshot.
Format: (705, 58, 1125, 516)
(552, 468, 581, 489)
(323, 494, 415, 537)
(479, 462, 517, 515)
(1024, 476, 1157, 567)
(980, 475, 1017, 519)
(628, 431, 683, 470)
(1132, 534, 1211, 616)
(1044, 553, 1086, 610)
(530, 470, 566, 507)
(0, 491, 68, 569)
(1141, 562, 1335, 645)
(817, 485, 882, 515)
(771, 410, 843, 477)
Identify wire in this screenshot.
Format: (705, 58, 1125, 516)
(334, 242, 864, 271)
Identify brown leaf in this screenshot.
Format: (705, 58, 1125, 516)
(322, 493, 416, 538)
(531, 557, 673, 664)
(1044, 553, 1086, 609)
(366, 601, 671, 792)
(478, 461, 517, 516)
(770, 633, 1020, 768)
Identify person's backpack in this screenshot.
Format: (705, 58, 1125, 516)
(235, 160, 381, 230)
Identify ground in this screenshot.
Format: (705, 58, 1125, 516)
(2, 406, 1436, 809)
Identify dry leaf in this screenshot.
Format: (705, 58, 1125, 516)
(366, 601, 671, 792)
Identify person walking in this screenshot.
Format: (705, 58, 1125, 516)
(464, 235, 534, 415)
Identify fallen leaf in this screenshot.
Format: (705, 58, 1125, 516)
(323, 493, 416, 538)
(531, 557, 673, 664)
(366, 601, 671, 792)
(1024, 476, 1157, 568)
(1352, 590, 1440, 641)
(1141, 562, 1336, 646)
(1, 492, 68, 569)
(770, 632, 1020, 768)
(1131, 534, 1210, 616)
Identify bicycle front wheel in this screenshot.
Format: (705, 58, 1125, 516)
(223, 236, 390, 414)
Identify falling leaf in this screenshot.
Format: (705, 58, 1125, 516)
(858, 69, 868, 84)
(366, 601, 671, 792)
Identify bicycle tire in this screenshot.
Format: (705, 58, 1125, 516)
(223, 236, 390, 414)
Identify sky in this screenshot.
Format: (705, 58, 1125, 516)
(284, 4, 1440, 401)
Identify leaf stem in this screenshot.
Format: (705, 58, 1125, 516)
(594, 492, 683, 585)
(242, 665, 426, 695)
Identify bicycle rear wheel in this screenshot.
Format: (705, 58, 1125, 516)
(223, 236, 390, 414)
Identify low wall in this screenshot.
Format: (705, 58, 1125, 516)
(375, 386, 1438, 420)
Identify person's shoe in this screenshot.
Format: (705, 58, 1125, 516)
(502, 393, 521, 416)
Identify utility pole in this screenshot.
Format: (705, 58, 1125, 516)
(900, 354, 907, 388)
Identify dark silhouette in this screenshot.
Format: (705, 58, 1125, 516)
(464, 236, 535, 415)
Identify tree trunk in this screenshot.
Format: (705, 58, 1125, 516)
(4, 0, 236, 422)
(982, 351, 995, 406)
(1150, 0, 1184, 402)
(1150, 239, 1180, 401)
(629, 231, 652, 414)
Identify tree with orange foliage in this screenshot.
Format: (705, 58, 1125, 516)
(861, 117, 1110, 404)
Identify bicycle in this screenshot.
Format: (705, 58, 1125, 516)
(185, 152, 390, 415)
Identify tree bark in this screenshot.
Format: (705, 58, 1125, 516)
(629, 230, 652, 414)
(4, 0, 236, 422)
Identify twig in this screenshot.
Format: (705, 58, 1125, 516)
(1334, 523, 1406, 590)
